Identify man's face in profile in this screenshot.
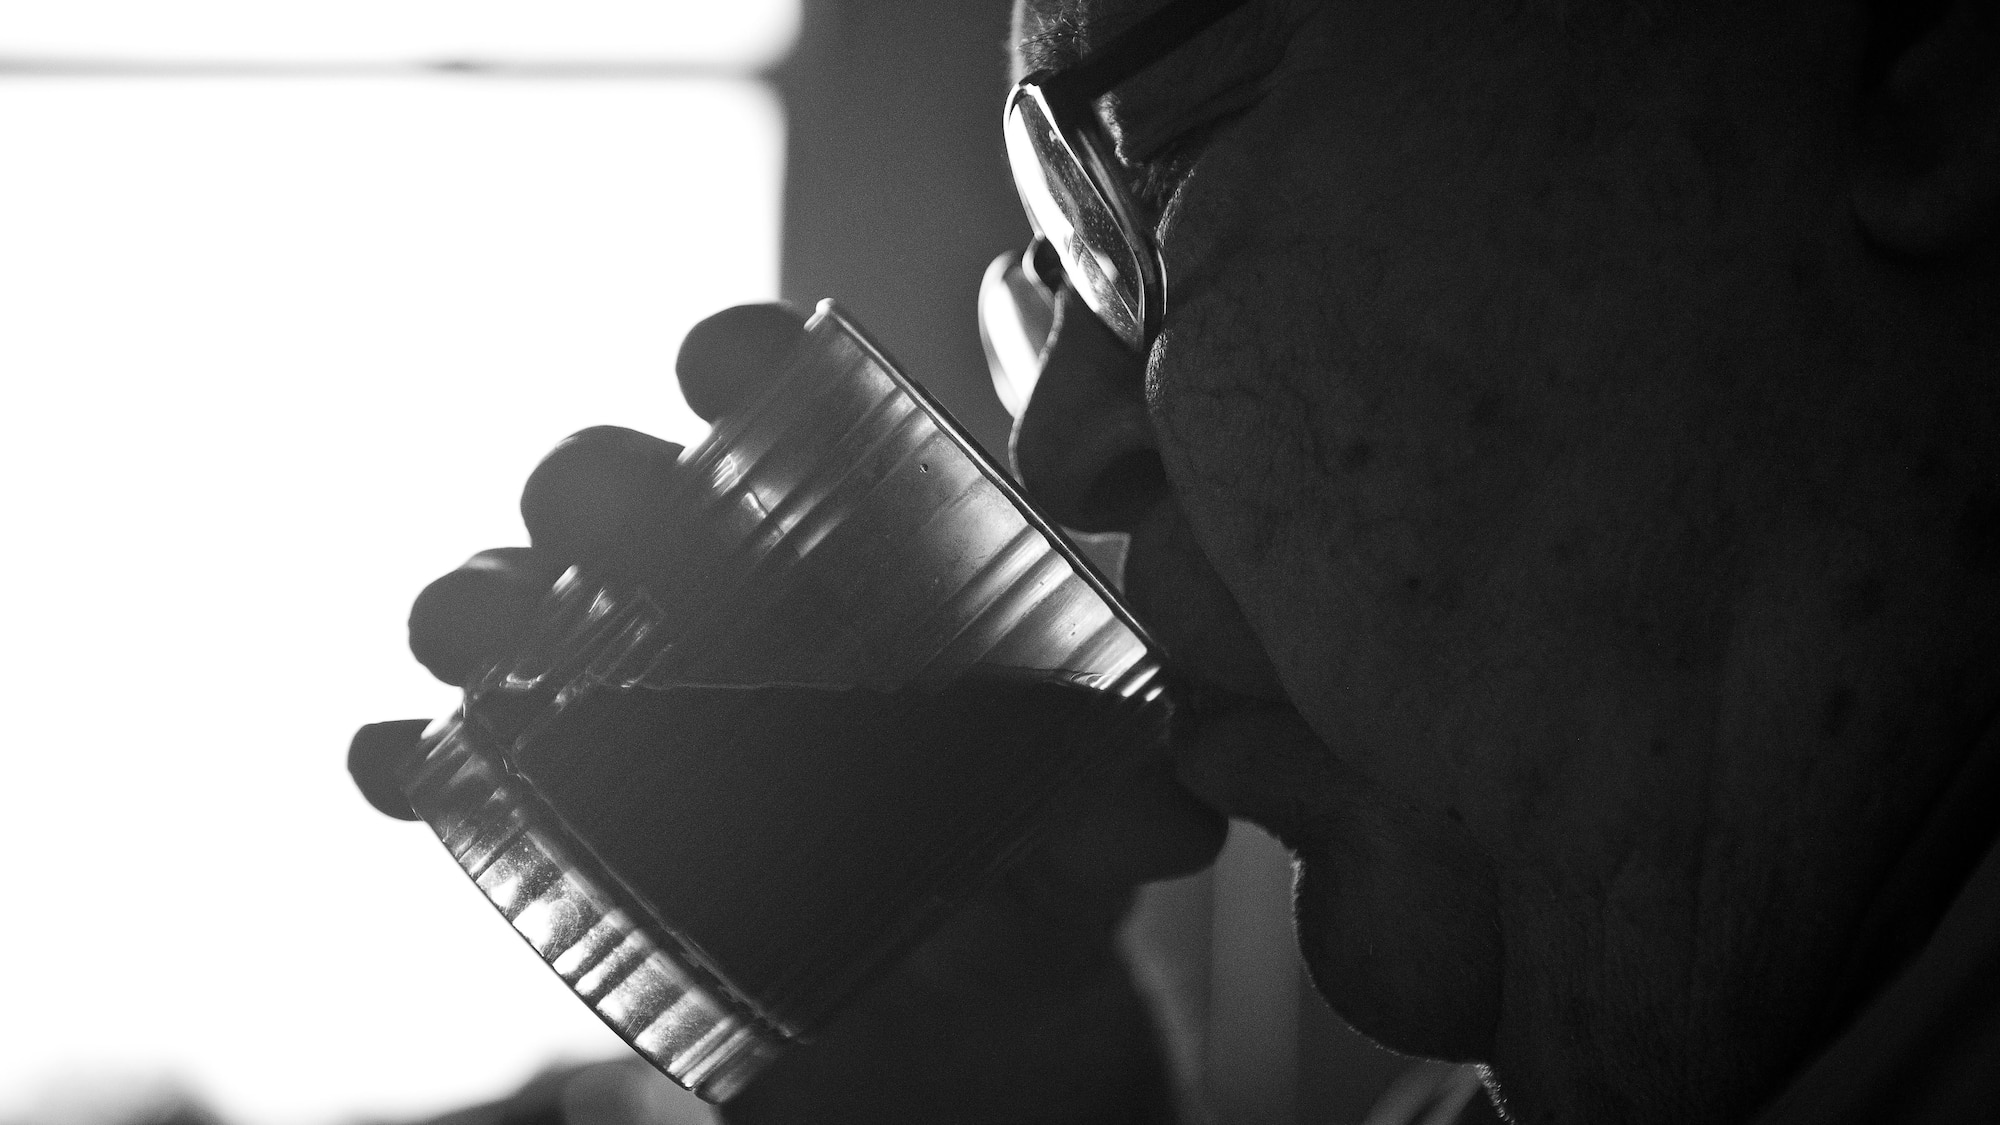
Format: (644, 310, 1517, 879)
(1011, 0, 2000, 1118)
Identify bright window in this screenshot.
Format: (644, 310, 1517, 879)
(0, 8, 790, 1125)
(0, 0, 796, 64)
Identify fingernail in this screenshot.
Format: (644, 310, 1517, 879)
(675, 302, 808, 422)
(520, 426, 684, 561)
(407, 548, 561, 685)
(348, 718, 432, 821)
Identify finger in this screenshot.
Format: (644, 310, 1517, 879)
(1415, 1066, 1486, 1125)
(348, 718, 431, 821)
(728, 933, 1168, 1125)
(1363, 1061, 1486, 1125)
(909, 871, 1137, 995)
(408, 547, 565, 685)
(911, 752, 1225, 992)
(902, 771, 1221, 995)
(1040, 752, 1228, 891)
(674, 302, 807, 423)
(519, 426, 684, 564)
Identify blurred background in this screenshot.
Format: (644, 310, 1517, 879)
(0, 3, 1415, 1123)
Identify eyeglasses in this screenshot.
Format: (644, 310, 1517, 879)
(1002, 0, 1253, 353)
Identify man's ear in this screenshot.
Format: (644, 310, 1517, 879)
(1851, 0, 2000, 257)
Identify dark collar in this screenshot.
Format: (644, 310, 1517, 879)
(1819, 706, 2000, 1038)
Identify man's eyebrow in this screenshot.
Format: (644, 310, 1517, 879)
(1011, 0, 1091, 80)
(1012, 0, 1269, 88)
(1016, 0, 1195, 80)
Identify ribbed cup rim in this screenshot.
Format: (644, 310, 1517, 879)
(402, 712, 788, 1103)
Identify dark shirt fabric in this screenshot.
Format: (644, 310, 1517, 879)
(1752, 835, 2000, 1123)
(1752, 719, 2000, 1125)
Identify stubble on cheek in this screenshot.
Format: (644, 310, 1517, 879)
(1141, 82, 1433, 635)
(1146, 269, 1513, 1064)
(1145, 147, 1381, 597)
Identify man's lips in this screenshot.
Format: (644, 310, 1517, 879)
(1111, 496, 1335, 840)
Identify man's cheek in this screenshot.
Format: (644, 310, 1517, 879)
(1148, 315, 1325, 567)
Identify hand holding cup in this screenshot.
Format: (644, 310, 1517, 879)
(349, 303, 1225, 1121)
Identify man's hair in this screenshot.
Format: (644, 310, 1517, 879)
(1015, 0, 1959, 90)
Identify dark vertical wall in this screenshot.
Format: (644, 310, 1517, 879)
(772, 0, 1025, 459)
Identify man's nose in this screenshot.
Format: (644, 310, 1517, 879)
(1009, 287, 1168, 533)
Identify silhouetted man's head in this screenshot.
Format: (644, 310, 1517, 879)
(1005, 1, 2000, 1119)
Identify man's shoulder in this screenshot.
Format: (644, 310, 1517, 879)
(1753, 834, 2000, 1124)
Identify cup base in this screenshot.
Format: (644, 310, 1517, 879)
(404, 713, 788, 1103)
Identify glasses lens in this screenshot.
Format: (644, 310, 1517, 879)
(1004, 89, 1146, 351)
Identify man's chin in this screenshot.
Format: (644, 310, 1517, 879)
(1172, 695, 1505, 1064)
(1293, 855, 1503, 1064)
